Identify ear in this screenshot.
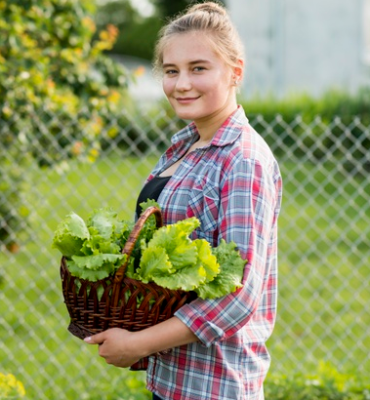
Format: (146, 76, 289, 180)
(233, 59, 244, 83)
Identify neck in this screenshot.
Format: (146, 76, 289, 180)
(194, 101, 238, 141)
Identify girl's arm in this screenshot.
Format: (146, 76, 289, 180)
(84, 316, 197, 368)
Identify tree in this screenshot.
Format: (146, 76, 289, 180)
(150, 0, 226, 19)
(0, 0, 132, 249)
(95, 0, 163, 61)
(150, 0, 192, 18)
(94, 0, 227, 61)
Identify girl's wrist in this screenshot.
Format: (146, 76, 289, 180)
(133, 316, 198, 357)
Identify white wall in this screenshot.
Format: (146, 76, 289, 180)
(364, 0, 370, 65)
(229, 0, 366, 98)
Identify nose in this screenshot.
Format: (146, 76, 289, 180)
(175, 72, 192, 91)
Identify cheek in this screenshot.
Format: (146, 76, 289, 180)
(194, 75, 224, 94)
(162, 79, 174, 97)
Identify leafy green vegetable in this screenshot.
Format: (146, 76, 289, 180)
(87, 208, 125, 240)
(54, 207, 129, 280)
(81, 232, 121, 256)
(195, 240, 247, 299)
(52, 212, 89, 257)
(144, 218, 201, 270)
(136, 247, 173, 281)
(53, 202, 247, 299)
(72, 253, 125, 271)
(194, 239, 221, 284)
(66, 256, 120, 280)
(139, 199, 161, 214)
(130, 199, 161, 268)
(135, 218, 221, 292)
(66, 260, 114, 281)
(153, 263, 208, 293)
(66, 253, 126, 281)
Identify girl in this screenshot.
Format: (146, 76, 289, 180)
(85, 2, 283, 399)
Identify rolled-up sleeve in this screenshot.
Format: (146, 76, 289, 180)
(175, 157, 281, 347)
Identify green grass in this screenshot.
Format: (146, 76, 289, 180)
(270, 162, 370, 377)
(0, 156, 155, 400)
(1, 155, 369, 399)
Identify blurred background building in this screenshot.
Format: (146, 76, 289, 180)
(229, 0, 370, 98)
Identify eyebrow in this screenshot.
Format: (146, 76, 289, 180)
(162, 59, 211, 68)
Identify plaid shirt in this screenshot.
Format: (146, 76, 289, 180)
(143, 106, 282, 400)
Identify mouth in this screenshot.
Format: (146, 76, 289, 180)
(175, 96, 200, 104)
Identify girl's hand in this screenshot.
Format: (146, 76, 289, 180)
(84, 317, 198, 368)
(84, 328, 143, 368)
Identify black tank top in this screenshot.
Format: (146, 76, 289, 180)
(135, 176, 171, 218)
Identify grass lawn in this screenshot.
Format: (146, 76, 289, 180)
(1, 154, 369, 399)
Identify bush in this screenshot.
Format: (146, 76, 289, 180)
(240, 88, 370, 166)
(265, 362, 370, 400)
(0, 0, 131, 166)
(0, 0, 133, 248)
(95, 0, 163, 61)
(0, 372, 26, 399)
(105, 88, 370, 164)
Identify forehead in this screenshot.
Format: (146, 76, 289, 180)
(162, 31, 221, 64)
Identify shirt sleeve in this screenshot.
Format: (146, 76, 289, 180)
(174, 157, 281, 347)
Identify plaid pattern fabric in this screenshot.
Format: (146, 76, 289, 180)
(144, 106, 282, 400)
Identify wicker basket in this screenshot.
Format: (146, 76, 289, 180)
(60, 206, 196, 340)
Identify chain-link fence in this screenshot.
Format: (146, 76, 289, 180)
(1, 107, 369, 399)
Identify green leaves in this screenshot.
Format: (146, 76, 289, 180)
(0, 0, 133, 246)
(137, 247, 173, 282)
(265, 361, 370, 400)
(52, 212, 90, 257)
(136, 220, 246, 298)
(53, 207, 130, 281)
(197, 240, 246, 299)
(53, 204, 246, 299)
(136, 217, 208, 291)
(87, 208, 125, 241)
(145, 218, 201, 268)
(0, 0, 132, 170)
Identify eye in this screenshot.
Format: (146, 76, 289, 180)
(193, 66, 206, 72)
(164, 69, 178, 75)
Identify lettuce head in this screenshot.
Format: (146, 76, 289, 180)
(136, 218, 221, 292)
(195, 240, 247, 299)
(52, 212, 90, 257)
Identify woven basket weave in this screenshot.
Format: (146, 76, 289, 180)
(60, 206, 196, 340)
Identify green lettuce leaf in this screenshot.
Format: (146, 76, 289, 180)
(72, 253, 125, 271)
(53, 208, 133, 281)
(147, 218, 200, 267)
(193, 239, 220, 282)
(195, 240, 246, 299)
(66, 259, 118, 281)
(130, 200, 162, 267)
(81, 233, 121, 256)
(136, 218, 200, 282)
(87, 208, 124, 240)
(134, 246, 173, 283)
(139, 199, 161, 214)
(153, 263, 207, 291)
(136, 218, 221, 292)
(52, 212, 90, 257)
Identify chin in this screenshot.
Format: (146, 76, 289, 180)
(173, 107, 206, 121)
(175, 112, 196, 121)
(169, 101, 200, 121)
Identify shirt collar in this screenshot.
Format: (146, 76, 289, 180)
(171, 105, 248, 148)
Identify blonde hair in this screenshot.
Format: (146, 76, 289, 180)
(153, 1, 244, 78)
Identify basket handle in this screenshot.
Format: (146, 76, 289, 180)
(113, 206, 163, 286)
